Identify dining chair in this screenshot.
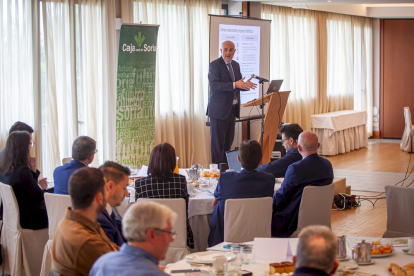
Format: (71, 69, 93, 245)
(400, 107, 414, 153)
(290, 184, 335, 238)
(61, 157, 72, 164)
(40, 193, 71, 276)
(115, 194, 132, 218)
(383, 186, 414, 238)
(0, 182, 49, 276)
(224, 197, 273, 243)
(136, 198, 189, 265)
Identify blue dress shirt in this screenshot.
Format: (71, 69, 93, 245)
(90, 243, 168, 276)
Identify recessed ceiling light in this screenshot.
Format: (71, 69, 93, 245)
(328, 0, 332, 2)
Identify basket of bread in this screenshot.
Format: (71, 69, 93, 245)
(202, 170, 220, 178)
(388, 262, 414, 276)
(371, 241, 394, 257)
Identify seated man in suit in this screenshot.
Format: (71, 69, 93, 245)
(97, 161, 130, 246)
(258, 123, 303, 178)
(53, 136, 97, 195)
(272, 131, 333, 238)
(208, 140, 275, 246)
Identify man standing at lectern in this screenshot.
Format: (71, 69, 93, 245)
(207, 40, 257, 164)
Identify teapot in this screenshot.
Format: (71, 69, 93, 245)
(191, 164, 203, 170)
(353, 239, 372, 264)
(186, 168, 200, 181)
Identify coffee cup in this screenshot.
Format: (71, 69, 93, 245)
(409, 238, 414, 253)
(212, 255, 227, 273)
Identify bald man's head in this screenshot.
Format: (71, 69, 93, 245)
(221, 40, 236, 63)
(298, 131, 319, 156)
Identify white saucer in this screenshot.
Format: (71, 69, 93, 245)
(337, 256, 351, 261)
(357, 260, 375, 266)
(403, 249, 414, 255)
(338, 263, 358, 270)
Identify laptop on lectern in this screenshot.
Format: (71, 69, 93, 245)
(225, 149, 242, 172)
(266, 79, 284, 94)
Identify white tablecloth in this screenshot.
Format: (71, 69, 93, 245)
(311, 110, 368, 156)
(165, 238, 414, 276)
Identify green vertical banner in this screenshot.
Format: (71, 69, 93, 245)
(116, 24, 159, 167)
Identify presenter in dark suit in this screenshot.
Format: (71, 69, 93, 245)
(53, 136, 97, 195)
(272, 131, 333, 237)
(97, 161, 130, 246)
(207, 40, 257, 164)
(258, 123, 303, 178)
(208, 140, 275, 246)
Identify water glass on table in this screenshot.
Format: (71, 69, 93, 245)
(224, 262, 241, 276)
(199, 180, 210, 192)
(241, 246, 255, 265)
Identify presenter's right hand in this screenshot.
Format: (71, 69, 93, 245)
(235, 77, 257, 90)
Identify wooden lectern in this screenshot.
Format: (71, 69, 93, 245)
(243, 91, 290, 164)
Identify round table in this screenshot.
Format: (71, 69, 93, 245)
(165, 238, 414, 276)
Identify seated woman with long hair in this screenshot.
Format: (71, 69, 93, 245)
(135, 143, 194, 249)
(0, 131, 48, 229)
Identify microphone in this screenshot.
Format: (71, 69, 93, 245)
(251, 74, 269, 83)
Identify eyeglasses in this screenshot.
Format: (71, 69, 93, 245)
(93, 149, 98, 154)
(30, 141, 35, 147)
(281, 138, 288, 143)
(153, 228, 177, 239)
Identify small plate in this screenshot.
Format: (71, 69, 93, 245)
(357, 260, 376, 266)
(371, 250, 395, 258)
(403, 248, 414, 255)
(185, 252, 235, 264)
(337, 256, 351, 261)
(338, 263, 358, 270)
(393, 238, 408, 247)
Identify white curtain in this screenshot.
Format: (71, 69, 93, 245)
(262, 5, 373, 136)
(0, 0, 42, 167)
(326, 13, 373, 135)
(41, 0, 117, 178)
(41, 0, 78, 178)
(130, 0, 221, 167)
(77, 0, 117, 167)
(261, 6, 318, 131)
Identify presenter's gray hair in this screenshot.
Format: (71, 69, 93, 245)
(72, 136, 96, 160)
(122, 201, 177, 242)
(296, 226, 337, 274)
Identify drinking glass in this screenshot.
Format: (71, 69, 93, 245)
(241, 246, 255, 265)
(199, 181, 209, 192)
(224, 262, 241, 276)
(129, 165, 138, 175)
(230, 245, 241, 266)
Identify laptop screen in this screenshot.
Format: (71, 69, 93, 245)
(266, 79, 283, 94)
(226, 150, 242, 172)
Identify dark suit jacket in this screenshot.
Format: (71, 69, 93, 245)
(97, 208, 125, 247)
(208, 169, 275, 247)
(0, 164, 48, 230)
(135, 173, 194, 248)
(53, 159, 87, 195)
(258, 147, 303, 178)
(207, 56, 242, 120)
(272, 153, 333, 237)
